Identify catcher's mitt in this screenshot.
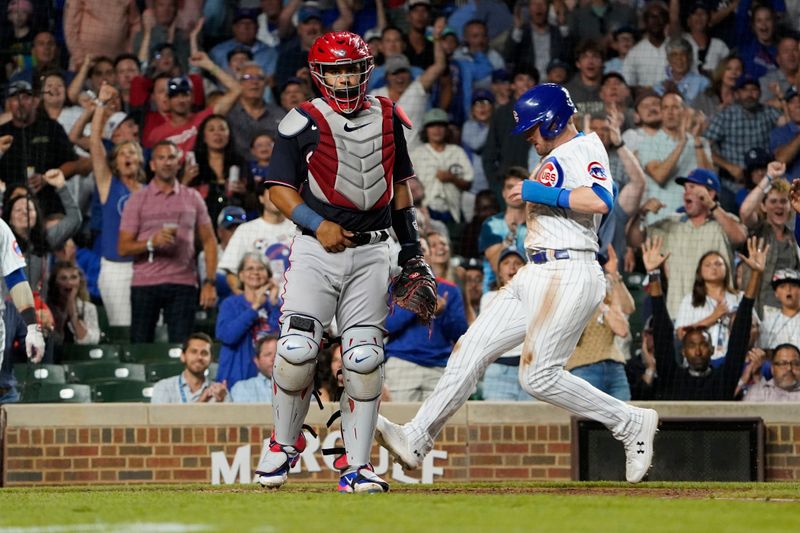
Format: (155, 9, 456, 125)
(391, 257, 437, 323)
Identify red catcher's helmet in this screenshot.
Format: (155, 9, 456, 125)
(308, 31, 374, 115)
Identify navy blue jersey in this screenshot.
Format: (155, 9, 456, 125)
(266, 98, 415, 233)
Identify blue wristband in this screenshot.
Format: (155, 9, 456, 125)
(521, 180, 571, 208)
(290, 204, 324, 233)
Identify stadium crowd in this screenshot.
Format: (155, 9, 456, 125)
(0, 0, 799, 405)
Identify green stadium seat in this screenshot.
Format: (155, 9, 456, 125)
(105, 326, 131, 343)
(144, 361, 184, 382)
(96, 305, 110, 331)
(154, 324, 169, 343)
(13, 364, 66, 384)
(91, 380, 154, 402)
(194, 308, 217, 337)
(121, 343, 183, 363)
(64, 362, 146, 384)
(61, 344, 121, 362)
(18, 383, 91, 403)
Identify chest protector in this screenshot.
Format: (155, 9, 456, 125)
(299, 96, 396, 211)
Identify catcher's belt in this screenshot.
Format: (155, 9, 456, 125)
(301, 228, 391, 247)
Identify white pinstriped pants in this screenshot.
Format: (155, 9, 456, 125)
(406, 256, 642, 453)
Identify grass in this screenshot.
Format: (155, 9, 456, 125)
(0, 482, 799, 533)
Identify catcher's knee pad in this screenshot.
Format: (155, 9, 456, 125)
(340, 325, 385, 401)
(273, 314, 323, 392)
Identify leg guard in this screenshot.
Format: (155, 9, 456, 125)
(339, 326, 384, 467)
(272, 315, 322, 444)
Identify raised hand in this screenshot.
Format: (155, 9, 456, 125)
(142, 8, 156, 32)
(606, 115, 622, 147)
(189, 51, 214, 71)
(604, 245, 619, 274)
(640, 197, 666, 215)
(434, 291, 449, 316)
(0, 134, 12, 154)
(190, 17, 205, 39)
(98, 82, 118, 104)
(42, 168, 66, 189)
(737, 236, 769, 273)
(766, 160, 786, 179)
(641, 236, 670, 273)
(690, 111, 706, 138)
(790, 179, 800, 212)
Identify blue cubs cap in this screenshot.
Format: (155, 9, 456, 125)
(492, 68, 511, 83)
(298, 6, 322, 23)
(167, 76, 192, 97)
(676, 168, 720, 194)
(734, 74, 759, 90)
(461, 257, 482, 271)
(217, 206, 247, 229)
(471, 88, 495, 105)
(498, 246, 525, 265)
(233, 9, 258, 24)
(744, 147, 772, 172)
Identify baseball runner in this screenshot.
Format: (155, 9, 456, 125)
(376, 84, 659, 483)
(0, 217, 46, 371)
(254, 31, 436, 493)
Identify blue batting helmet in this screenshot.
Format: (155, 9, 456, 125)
(511, 84, 576, 138)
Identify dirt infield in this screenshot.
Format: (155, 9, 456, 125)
(145, 481, 800, 502)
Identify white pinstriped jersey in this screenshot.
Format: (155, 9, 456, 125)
(0, 218, 26, 359)
(523, 132, 613, 253)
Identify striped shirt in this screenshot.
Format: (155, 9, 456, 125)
(704, 104, 781, 167)
(648, 215, 734, 316)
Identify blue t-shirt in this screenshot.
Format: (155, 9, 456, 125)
(478, 212, 527, 292)
(99, 178, 133, 262)
(770, 121, 800, 180)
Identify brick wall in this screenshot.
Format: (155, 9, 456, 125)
(766, 424, 800, 480)
(2, 403, 798, 486)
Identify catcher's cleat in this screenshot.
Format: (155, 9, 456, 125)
(255, 431, 307, 488)
(337, 464, 389, 493)
(624, 408, 658, 483)
(375, 415, 421, 470)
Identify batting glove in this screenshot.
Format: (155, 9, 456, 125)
(26, 324, 45, 364)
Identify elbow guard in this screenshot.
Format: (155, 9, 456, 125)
(392, 207, 422, 266)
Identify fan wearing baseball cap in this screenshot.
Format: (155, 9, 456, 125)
(738, 160, 799, 313)
(627, 167, 748, 316)
(757, 269, 800, 352)
(209, 9, 278, 78)
(704, 73, 782, 182)
(145, 52, 242, 152)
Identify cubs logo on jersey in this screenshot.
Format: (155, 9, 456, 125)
(12, 240, 22, 258)
(533, 157, 564, 188)
(587, 161, 608, 181)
